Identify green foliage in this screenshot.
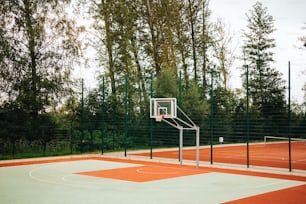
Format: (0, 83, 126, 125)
(0, 105, 67, 157)
(1, 0, 306, 162)
(0, 0, 81, 116)
(182, 80, 208, 123)
(242, 2, 287, 127)
(154, 69, 179, 98)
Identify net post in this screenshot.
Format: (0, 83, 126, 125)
(264, 136, 267, 143)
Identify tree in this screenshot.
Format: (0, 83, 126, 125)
(299, 22, 306, 47)
(0, 0, 81, 118)
(186, 0, 213, 90)
(182, 80, 209, 127)
(145, 0, 162, 74)
(187, 0, 199, 80)
(154, 69, 179, 98)
(200, 0, 212, 91)
(212, 19, 235, 90)
(299, 22, 306, 104)
(242, 2, 286, 133)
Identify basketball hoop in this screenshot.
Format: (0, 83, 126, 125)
(155, 115, 164, 122)
(149, 97, 200, 167)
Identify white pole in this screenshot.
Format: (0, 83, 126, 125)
(196, 126, 200, 167)
(179, 126, 183, 166)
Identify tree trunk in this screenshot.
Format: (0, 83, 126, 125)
(146, 0, 161, 74)
(101, 0, 116, 95)
(188, 0, 197, 80)
(131, 36, 147, 115)
(24, 0, 38, 118)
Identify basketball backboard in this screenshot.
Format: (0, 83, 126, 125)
(149, 97, 200, 167)
(150, 98, 177, 119)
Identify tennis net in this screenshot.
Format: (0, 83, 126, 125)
(264, 135, 306, 143)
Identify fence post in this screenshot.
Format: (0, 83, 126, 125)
(246, 65, 250, 168)
(288, 61, 292, 172)
(70, 119, 73, 154)
(210, 67, 214, 165)
(178, 71, 182, 107)
(178, 71, 182, 162)
(124, 75, 128, 157)
(101, 76, 105, 155)
(150, 73, 153, 159)
(81, 79, 84, 153)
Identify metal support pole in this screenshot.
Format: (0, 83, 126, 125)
(70, 120, 73, 154)
(246, 65, 250, 168)
(196, 126, 200, 167)
(150, 73, 153, 159)
(124, 76, 128, 157)
(179, 126, 183, 166)
(288, 61, 292, 172)
(101, 76, 105, 155)
(151, 99, 200, 167)
(178, 72, 182, 162)
(81, 79, 84, 153)
(210, 68, 214, 164)
(179, 71, 182, 107)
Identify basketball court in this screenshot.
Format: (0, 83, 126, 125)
(0, 155, 305, 204)
(1, 97, 305, 203)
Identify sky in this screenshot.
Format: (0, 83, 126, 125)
(210, 0, 306, 103)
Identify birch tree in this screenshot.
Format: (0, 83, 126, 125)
(0, 0, 81, 117)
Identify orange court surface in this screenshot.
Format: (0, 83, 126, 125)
(0, 153, 305, 204)
(132, 141, 306, 170)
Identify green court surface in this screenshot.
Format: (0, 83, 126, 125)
(0, 158, 305, 204)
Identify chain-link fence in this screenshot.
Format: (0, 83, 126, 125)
(1, 67, 305, 171)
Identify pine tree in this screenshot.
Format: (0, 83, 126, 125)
(299, 22, 306, 104)
(242, 2, 286, 133)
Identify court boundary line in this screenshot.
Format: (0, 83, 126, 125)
(1, 152, 305, 181)
(1, 153, 305, 204)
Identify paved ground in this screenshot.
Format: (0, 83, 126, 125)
(0, 154, 305, 204)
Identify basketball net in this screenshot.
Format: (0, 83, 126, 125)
(155, 114, 164, 122)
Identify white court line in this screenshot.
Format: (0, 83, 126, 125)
(28, 164, 104, 188)
(28, 165, 57, 184)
